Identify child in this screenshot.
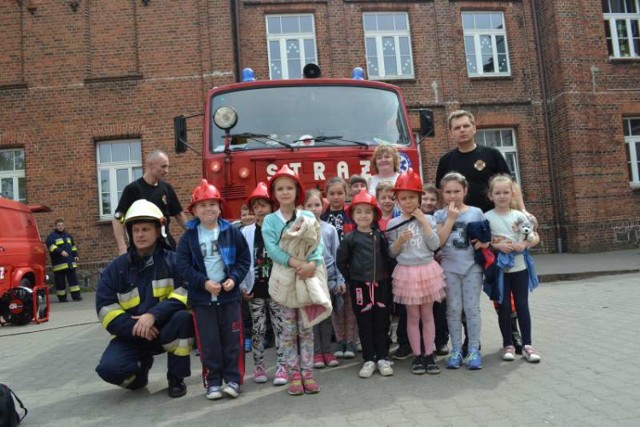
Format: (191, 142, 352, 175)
(375, 181, 400, 232)
(176, 179, 251, 400)
(349, 175, 368, 200)
(368, 145, 400, 196)
(234, 204, 256, 230)
(321, 176, 357, 359)
(304, 189, 344, 369)
(422, 184, 449, 356)
(484, 175, 541, 363)
(239, 182, 289, 386)
(262, 165, 324, 395)
(434, 172, 486, 370)
(338, 189, 393, 378)
(387, 168, 446, 375)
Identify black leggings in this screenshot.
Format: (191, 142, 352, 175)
(499, 269, 532, 347)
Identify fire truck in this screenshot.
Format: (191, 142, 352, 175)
(174, 64, 433, 218)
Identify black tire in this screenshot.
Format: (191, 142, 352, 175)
(1, 287, 34, 326)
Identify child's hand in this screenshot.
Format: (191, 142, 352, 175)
(399, 229, 413, 244)
(335, 284, 346, 295)
(472, 239, 490, 250)
(446, 202, 460, 220)
(222, 278, 235, 292)
(205, 280, 222, 296)
(296, 262, 317, 279)
(512, 242, 528, 252)
(242, 290, 254, 301)
(494, 241, 514, 253)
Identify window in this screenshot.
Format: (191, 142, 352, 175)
(476, 129, 521, 183)
(363, 12, 414, 80)
(96, 140, 142, 219)
(462, 12, 510, 77)
(624, 117, 640, 187)
(603, 0, 640, 58)
(266, 15, 317, 80)
(0, 149, 26, 202)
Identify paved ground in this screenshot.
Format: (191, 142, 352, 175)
(1, 249, 639, 426)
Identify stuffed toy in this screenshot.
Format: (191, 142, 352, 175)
(516, 216, 535, 242)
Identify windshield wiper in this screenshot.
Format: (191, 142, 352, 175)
(225, 133, 292, 149)
(294, 135, 370, 147)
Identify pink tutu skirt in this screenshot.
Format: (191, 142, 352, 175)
(392, 262, 446, 305)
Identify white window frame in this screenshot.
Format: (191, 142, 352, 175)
(476, 128, 521, 183)
(0, 148, 26, 203)
(266, 14, 318, 80)
(363, 12, 414, 80)
(96, 140, 142, 220)
(603, 0, 640, 58)
(624, 117, 640, 188)
(462, 11, 511, 77)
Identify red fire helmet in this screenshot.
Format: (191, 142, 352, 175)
(268, 165, 305, 206)
(347, 189, 382, 219)
(246, 182, 271, 207)
(188, 179, 222, 213)
(394, 168, 423, 193)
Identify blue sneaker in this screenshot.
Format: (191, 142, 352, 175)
(466, 350, 483, 370)
(244, 338, 252, 353)
(446, 349, 463, 369)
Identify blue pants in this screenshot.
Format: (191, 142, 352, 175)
(96, 310, 193, 388)
(193, 301, 243, 388)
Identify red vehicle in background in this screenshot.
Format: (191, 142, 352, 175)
(175, 65, 432, 219)
(0, 198, 50, 325)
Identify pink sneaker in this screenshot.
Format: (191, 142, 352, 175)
(273, 365, 288, 386)
(288, 371, 304, 396)
(313, 353, 325, 369)
(253, 365, 268, 383)
(323, 353, 339, 367)
(522, 345, 541, 363)
(302, 370, 320, 394)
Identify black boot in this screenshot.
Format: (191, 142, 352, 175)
(58, 295, 68, 303)
(511, 313, 523, 355)
(71, 292, 83, 301)
(167, 373, 187, 398)
(128, 354, 154, 390)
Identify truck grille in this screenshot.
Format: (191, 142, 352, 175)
(221, 185, 246, 200)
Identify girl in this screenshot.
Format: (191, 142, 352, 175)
(368, 145, 400, 196)
(337, 189, 393, 378)
(262, 165, 324, 395)
(387, 168, 446, 375)
(321, 177, 357, 359)
(485, 175, 541, 363)
(304, 189, 343, 369)
(434, 172, 486, 370)
(239, 182, 288, 386)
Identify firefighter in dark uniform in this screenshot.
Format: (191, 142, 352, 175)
(46, 219, 82, 302)
(95, 200, 193, 398)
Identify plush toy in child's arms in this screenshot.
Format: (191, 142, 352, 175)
(516, 216, 535, 242)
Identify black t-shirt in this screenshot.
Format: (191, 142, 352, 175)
(115, 178, 183, 221)
(435, 145, 511, 212)
(252, 224, 272, 299)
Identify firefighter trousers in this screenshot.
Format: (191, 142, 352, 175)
(95, 310, 194, 388)
(54, 268, 80, 301)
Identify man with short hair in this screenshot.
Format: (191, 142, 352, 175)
(96, 200, 193, 398)
(46, 219, 81, 302)
(112, 149, 187, 255)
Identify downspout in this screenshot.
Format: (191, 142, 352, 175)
(531, 0, 564, 253)
(231, 0, 242, 82)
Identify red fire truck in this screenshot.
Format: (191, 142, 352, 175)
(175, 65, 432, 218)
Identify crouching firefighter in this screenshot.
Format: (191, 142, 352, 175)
(95, 199, 194, 398)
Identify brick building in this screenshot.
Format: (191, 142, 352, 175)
(1, 0, 639, 274)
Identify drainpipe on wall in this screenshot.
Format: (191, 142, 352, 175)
(231, 0, 242, 82)
(531, 0, 564, 253)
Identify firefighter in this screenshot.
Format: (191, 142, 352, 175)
(46, 219, 82, 302)
(95, 199, 193, 398)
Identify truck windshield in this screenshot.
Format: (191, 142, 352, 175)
(209, 85, 411, 153)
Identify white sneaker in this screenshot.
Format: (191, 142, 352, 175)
(522, 345, 541, 363)
(206, 386, 223, 400)
(359, 361, 376, 378)
(377, 359, 394, 376)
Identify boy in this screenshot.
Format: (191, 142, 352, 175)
(348, 175, 368, 201)
(176, 179, 250, 400)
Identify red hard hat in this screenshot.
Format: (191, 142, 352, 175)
(188, 179, 222, 213)
(269, 164, 305, 206)
(394, 168, 422, 193)
(246, 182, 271, 207)
(347, 189, 382, 219)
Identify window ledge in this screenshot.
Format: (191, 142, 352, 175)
(630, 182, 640, 191)
(469, 75, 513, 81)
(372, 78, 417, 84)
(0, 82, 27, 91)
(85, 73, 143, 84)
(608, 57, 640, 64)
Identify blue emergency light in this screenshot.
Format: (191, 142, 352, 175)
(242, 68, 256, 82)
(352, 67, 365, 80)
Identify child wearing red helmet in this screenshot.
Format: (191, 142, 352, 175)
(176, 179, 251, 401)
(387, 168, 447, 375)
(337, 189, 394, 378)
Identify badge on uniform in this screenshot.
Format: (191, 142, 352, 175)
(474, 160, 486, 171)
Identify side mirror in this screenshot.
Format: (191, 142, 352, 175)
(419, 109, 435, 138)
(174, 115, 187, 153)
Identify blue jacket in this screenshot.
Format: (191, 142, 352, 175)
(483, 249, 539, 304)
(176, 218, 250, 307)
(95, 246, 189, 338)
(46, 230, 78, 272)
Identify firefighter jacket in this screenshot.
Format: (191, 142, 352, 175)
(96, 246, 189, 338)
(176, 217, 251, 307)
(46, 230, 78, 272)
